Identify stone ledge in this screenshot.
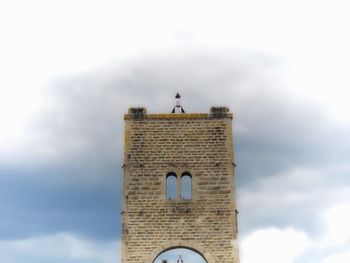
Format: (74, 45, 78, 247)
(125, 107, 233, 120)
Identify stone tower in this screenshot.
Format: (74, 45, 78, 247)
(122, 106, 239, 263)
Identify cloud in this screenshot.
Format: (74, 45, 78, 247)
(0, 232, 119, 263)
(1, 50, 283, 166)
(238, 164, 350, 234)
(1, 49, 349, 242)
(5, 48, 343, 171)
(3, 204, 349, 263)
(325, 203, 350, 246)
(241, 227, 309, 263)
(0, 1, 349, 263)
(322, 251, 350, 263)
(241, 202, 350, 263)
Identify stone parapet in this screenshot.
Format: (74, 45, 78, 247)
(124, 107, 233, 120)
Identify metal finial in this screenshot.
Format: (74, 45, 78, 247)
(172, 93, 185, 113)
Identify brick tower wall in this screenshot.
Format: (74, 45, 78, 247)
(121, 107, 239, 263)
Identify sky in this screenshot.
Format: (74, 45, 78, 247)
(1, 0, 350, 262)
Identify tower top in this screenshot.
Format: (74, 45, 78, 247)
(125, 106, 232, 120)
(122, 102, 239, 263)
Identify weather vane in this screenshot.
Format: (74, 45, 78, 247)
(171, 93, 185, 113)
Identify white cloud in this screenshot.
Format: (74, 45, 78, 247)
(0, 233, 119, 263)
(241, 227, 309, 263)
(241, 202, 350, 263)
(1, 0, 350, 165)
(325, 203, 350, 246)
(322, 251, 350, 263)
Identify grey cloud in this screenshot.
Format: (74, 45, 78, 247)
(43, 50, 346, 181)
(2, 48, 349, 242)
(39, 50, 285, 170)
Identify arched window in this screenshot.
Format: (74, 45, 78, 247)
(181, 172, 192, 200)
(166, 172, 177, 200)
(154, 247, 207, 263)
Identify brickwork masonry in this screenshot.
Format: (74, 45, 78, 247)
(122, 107, 239, 263)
